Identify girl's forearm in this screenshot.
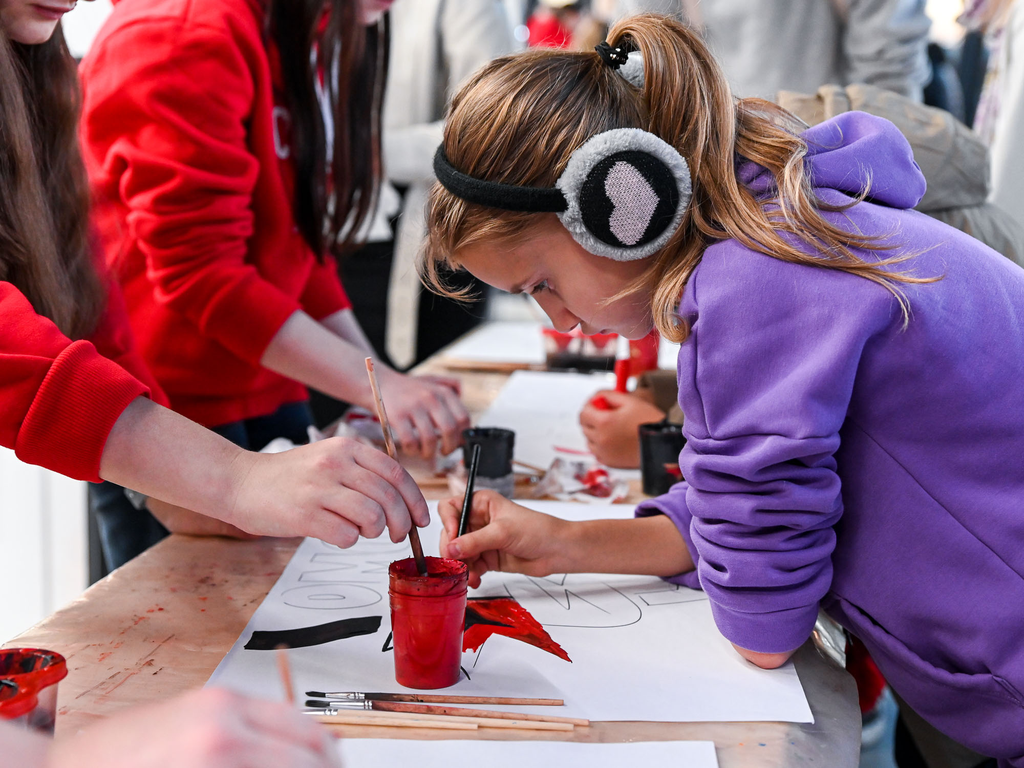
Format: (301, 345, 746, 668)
(260, 310, 381, 410)
(559, 515, 694, 577)
(98, 397, 249, 520)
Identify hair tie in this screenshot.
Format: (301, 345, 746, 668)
(595, 41, 645, 88)
(595, 41, 629, 70)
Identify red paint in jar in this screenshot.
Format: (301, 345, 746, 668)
(388, 556, 468, 689)
(0, 649, 66, 734)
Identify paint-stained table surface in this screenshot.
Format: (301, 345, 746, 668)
(6, 359, 861, 768)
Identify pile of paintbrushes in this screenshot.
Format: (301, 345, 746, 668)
(303, 691, 589, 732)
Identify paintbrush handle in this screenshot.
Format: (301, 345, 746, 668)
(313, 712, 476, 730)
(364, 357, 427, 576)
(319, 707, 570, 731)
(370, 693, 565, 706)
(371, 700, 587, 727)
(457, 442, 482, 538)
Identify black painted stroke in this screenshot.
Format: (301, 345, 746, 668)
(245, 615, 382, 650)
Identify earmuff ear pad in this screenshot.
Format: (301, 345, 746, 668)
(555, 128, 691, 261)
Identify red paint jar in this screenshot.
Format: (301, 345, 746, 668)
(389, 556, 468, 689)
(0, 648, 68, 735)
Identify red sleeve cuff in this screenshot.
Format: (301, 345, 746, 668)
(300, 255, 351, 321)
(17, 342, 150, 482)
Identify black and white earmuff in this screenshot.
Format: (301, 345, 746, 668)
(433, 44, 691, 262)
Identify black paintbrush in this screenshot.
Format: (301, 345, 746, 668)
(457, 442, 482, 538)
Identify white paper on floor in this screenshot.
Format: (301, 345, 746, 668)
(207, 501, 812, 724)
(337, 739, 720, 768)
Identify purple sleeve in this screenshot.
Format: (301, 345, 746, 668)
(670, 243, 893, 654)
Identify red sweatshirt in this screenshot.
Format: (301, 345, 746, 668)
(0, 282, 151, 482)
(79, 0, 352, 428)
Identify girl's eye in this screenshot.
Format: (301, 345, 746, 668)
(530, 281, 549, 296)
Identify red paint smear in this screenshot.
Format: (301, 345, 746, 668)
(463, 597, 570, 662)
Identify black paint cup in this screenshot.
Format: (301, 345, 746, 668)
(638, 421, 686, 496)
(462, 427, 516, 498)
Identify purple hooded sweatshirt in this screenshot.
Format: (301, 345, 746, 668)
(637, 111, 1024, 763)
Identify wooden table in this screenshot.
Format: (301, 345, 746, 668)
(6, 354, 861, 767)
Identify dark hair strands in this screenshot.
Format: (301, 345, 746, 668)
(0, 25, 105, 340)
(269, 0, 388, 261)
(423, 15, 934, 342)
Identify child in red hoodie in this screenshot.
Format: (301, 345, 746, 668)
(1, 0, 428, 573)
(79, 0, 469, 567)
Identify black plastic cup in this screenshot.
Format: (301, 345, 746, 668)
(462, 427, 515, 478)
(639, 422, 686, 496)
(462, 427, 516, 498)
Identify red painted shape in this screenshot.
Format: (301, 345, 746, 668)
(463, 597, 571, 662)
(590, 395, 612, 411)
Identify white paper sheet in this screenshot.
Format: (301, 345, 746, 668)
(442, 322, 547, 365)
(475, 370, 614, 470)
(337, 739, 720, 768)
(208, 502, 812, 724)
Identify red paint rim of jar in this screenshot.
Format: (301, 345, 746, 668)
(0, 648, 68, 691)
(0, 679, 39, 720)
(388, 557, 468, 597)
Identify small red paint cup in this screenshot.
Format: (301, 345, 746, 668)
(0, 648, 67, 734)
(389, 556, 468, 689)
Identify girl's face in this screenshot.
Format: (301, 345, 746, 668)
(358, 0, 393, 25)
(0, 0, 86, 44)
(458, 216, 655, 339)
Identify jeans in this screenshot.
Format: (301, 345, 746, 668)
(89, 400, 315, 575)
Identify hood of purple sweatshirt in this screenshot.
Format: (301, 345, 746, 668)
(738, 111, 928, 211)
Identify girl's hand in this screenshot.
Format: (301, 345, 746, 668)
(376, 369, 470, 458)
(224, 436, 430, 549)
(47, 688, 341, 768)
(437, 490, 571, 588)
(579, 390, 667, 468)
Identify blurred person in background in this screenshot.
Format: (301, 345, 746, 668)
(614, 0, 931, 100)
(312, 0, 513, 434)
(78, 0, 470, 570)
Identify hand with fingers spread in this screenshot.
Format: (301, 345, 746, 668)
(579, 389, 667, 469)
(44, 688, 342, 768)
(437, 490, 570, 588)
(375, 369, 470, 459)
(224, 436, 430, 549)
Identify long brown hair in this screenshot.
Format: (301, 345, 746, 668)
(424, 15, 929, 342)
(0, 25, 105, 340)
(270, 0, 388, 260)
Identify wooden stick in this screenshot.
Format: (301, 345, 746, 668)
(513, 459, 547, 475)
(370, 700, 588, 727)
(313, 708, 569, 731)
(364, 357, 427, 575)
(276, 647, 294, 706)
(313, 712, 476, 730)
(309, 691, 564, 706)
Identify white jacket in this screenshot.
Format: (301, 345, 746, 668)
(380, 0, 513, 368)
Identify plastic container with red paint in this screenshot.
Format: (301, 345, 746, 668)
(388, 557, 468, 689)
(0, 648, 68, 734)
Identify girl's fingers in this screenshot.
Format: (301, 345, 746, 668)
(351, 445, 429, 527)
(408, 407, 439, 459)
(335, 465, 415, 540)
(236, 697, 333, 756)
(303, 508, 363, 549)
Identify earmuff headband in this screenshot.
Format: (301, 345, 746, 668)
(433, 148, 567, 214)
(433, 44, 690, 262)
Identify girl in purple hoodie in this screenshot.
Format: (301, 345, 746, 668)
(424, 14, 1024, 767)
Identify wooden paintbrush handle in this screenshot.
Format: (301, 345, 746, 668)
(372, 700, 587, 727)
(371, 694, 565, 706)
